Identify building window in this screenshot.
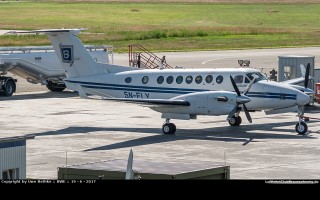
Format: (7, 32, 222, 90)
(125, 77, 132, 83)
(216, 75, 223, 84)
(186, 76, 193, 84)
(157, 76, 164, 84)
(205, 75, 213, 83)
(176, 76, 183, 84)
(142, 76, 149, 84)
(166, 76, 174, 84)
(2, 169, 19, 179)
(195, 75, 202, 84)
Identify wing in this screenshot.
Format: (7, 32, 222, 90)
(103, 97, 190, 106)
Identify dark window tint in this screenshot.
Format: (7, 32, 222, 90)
(234, 75, 243, 84)
(245, 77, 250, 83)
(157, 76, 164, 84)
(195, 75, 202, 84)
(216, 75, 223, 84)
(186, 75, 193, 84)
(167, 76, 174, 84)
(206, 75, 213, 83)
(142, 76, 149, 84)
(176, 76, 183, 84)
(125, 77, 132, 83)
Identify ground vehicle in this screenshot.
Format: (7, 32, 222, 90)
(0, 45, 113, 96)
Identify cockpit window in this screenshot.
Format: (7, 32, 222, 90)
(234, 75, 243, 84)
(246, 72, 267, 83)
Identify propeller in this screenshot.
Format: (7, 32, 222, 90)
(227, 76, 253, 123)
(304, 63, 310, 88)
(298, 63, 310, 117)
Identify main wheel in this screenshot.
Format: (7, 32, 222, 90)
(295, 122, 308, 135)
(228, 116, 242, 126)
(46, 81, 66, 92)
(162, 123, 176, 134)
(3, 79, 16, 96)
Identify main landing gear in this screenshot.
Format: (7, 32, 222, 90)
(162, 119, 176, 134)
(228, 116, 242, 126)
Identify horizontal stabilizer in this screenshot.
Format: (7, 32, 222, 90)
(103, 98, 190, 106)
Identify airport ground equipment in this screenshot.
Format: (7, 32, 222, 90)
(128, 44, 172, 69)
(316, 83, 320, 104)
(0, 45, 113, 96)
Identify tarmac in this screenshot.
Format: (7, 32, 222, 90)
(0, 90, 320, 179)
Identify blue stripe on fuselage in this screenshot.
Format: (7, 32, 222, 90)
(66, 80, 297, 100)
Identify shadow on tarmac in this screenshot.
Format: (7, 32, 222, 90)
(28, 120, 319, 151)
(0, 91, 78, 101)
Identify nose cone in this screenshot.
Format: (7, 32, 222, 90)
(297, 92, 310, 106)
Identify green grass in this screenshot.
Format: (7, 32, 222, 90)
(1, 2, 320, 52)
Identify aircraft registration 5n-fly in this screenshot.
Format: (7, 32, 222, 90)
(10, 29, 312, 135)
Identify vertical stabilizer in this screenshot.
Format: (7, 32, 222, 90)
(9, 29, 104, 78)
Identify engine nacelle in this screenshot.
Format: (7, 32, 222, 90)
(152, 91, 239, 116)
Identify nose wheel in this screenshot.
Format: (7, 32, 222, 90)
(162, 119, 176, 134)
(296, 108, 308, 135)
(295, 122, 308, 135)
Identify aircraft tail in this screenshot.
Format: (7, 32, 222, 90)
(9, 29, 105, 78)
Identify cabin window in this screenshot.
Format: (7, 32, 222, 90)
(167, 76, 174, 84)
(186, 75, 193, 84)
(176, 76, 183, 84)
(216, 75, 223, 84)
(142, 76, 149, 84)
(157, 76, 164, 84)
(125, 77, 132, 83)
(234, 75, 244, 84)
(195, 75, 202, 84)
(205, 75, 213, 83)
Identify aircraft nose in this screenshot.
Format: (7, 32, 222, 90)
(297, 92, 310, 106)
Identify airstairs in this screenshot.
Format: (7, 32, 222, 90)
(128, 44, 172, 69)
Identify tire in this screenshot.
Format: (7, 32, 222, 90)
(46, 81, 66, 92)
(295, 122, 308, 135)
(3, 79, 16, 97)
(162, 123, 176, 134)
(228, 116, 241, 126)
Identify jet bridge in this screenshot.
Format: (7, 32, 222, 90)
(0, 45, 113, 96)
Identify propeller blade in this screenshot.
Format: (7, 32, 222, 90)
(300, 64, 306, 78)
(243, 78, 255, 95)
(243, 104, 252, 123)
(304, 63, 310, 88)
(230, 75, 241, 96)
(227, 105, 238, 120)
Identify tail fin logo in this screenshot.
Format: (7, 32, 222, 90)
(60, 45, 74, 63)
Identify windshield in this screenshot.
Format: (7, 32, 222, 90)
(246, 72, 267, 83)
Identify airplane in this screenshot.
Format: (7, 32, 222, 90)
(10, 29, 312, 135)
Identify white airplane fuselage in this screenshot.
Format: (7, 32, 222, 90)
(65, 67, 309, 112)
